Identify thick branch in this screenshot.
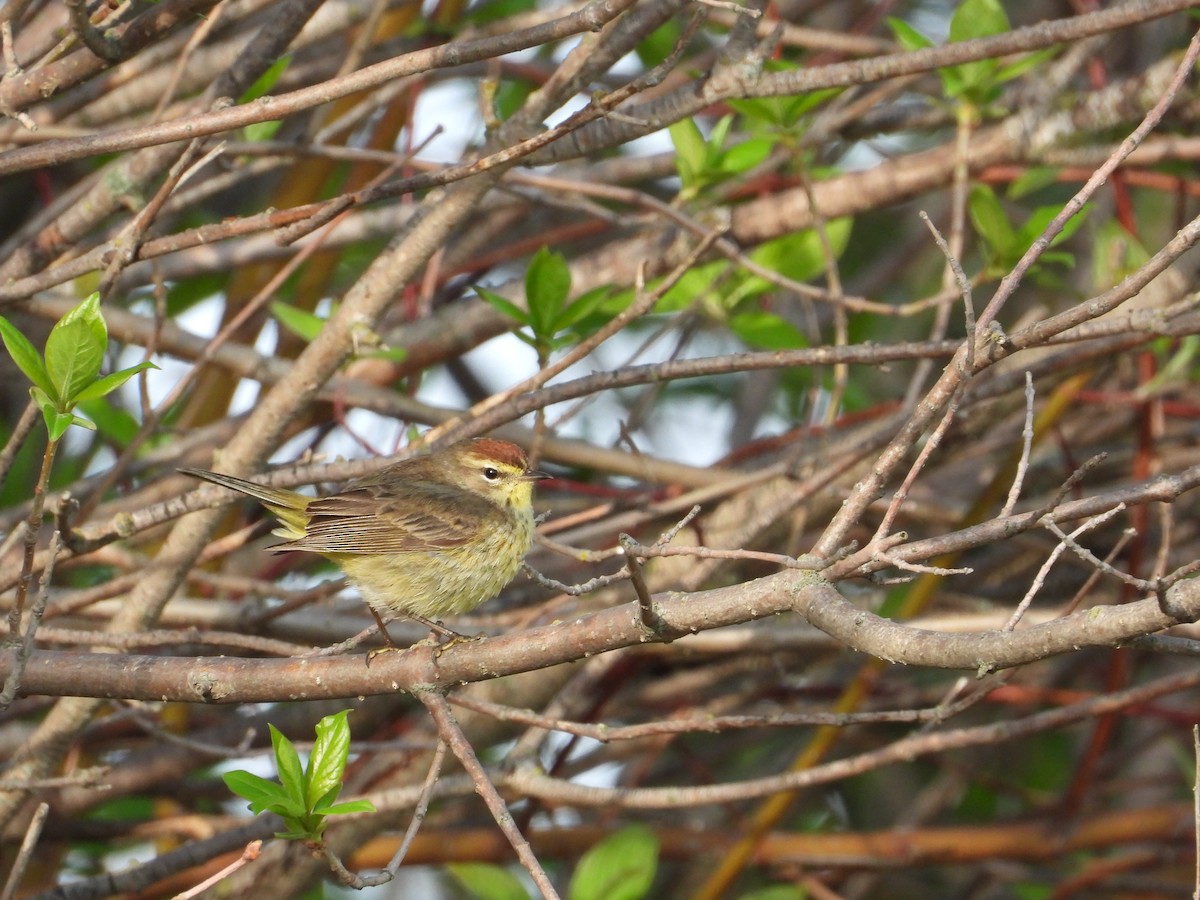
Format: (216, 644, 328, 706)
(7, 575, 1200, 703)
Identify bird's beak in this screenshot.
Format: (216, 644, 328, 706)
(523, 469, 550, 481)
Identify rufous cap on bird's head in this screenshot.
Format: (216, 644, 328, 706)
(455, 438, 548, 482)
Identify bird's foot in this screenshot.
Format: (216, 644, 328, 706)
(432, 630, 486, 658)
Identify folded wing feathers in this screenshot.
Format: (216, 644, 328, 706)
(272, 485, 491, 555)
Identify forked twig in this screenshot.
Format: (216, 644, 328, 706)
(418, 691, 560, 899)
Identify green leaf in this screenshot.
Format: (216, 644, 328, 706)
(240, 54, 292, 105)
(31, 386, 56, 420)
(747, 218, 853, 287)
(525, 246, 572, 339)
(477, 286, 530, 326)
(512, 329, 540, 350)
(446, 863, 531, 900)
(888, 17, 933, 52)
(1092, 219, 1150, 290)
(726, 97, 782, 128)
(269, 724, 305, 798)
(45, 294, 107, 404)
(306, 710, 353, 810)
(494, 79, 533, 121)
(1007, 167, 1060, 200)
(668, 118, 708, 188)
(1015, 203, 1090, 250)
(466, 0, 537, 27)
(729, 63, 841, 130)
(223, 770, 298, 815)
(316, 798, 376, 816)
(707, 115, 734, 160)
(569, 824, 659, 900)
(166, 272, 227, 316)
(555, 285, 616, 334)
(729, 311, 809, 351)
(271, 300, 326, 342)
(657, 259, 729, 312)
(31, 385, 74, 439)
(968, 184, 1016, 257)
(947, 0, 1009, 103)
(0, 315, 55, 400)
(994, 47, 1058, 86)
(1036, 250, 1075, 270)
(949, 0, 1009, 43)
(47, 411, 82, 441)
(635, 18, 682, 69)
(778, 86, 842, 127)
(313, 783, 343, 812)
(45, 317, 104, 404)
(244, 120, 283, 143)
(71, 361, 158, 404)
(720, 137, 773, 175)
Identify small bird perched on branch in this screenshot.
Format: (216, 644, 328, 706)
(182, 438, 546, 644)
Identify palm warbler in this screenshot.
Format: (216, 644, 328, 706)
(182, 438, 545, 639)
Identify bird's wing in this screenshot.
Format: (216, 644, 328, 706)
(271, 484, 490, 555)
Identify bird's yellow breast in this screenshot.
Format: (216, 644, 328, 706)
(333, 504, 535, 621)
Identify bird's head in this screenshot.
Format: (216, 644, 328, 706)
(450, 438, 546, 510)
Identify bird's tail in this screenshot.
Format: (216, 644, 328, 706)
(180, 467, 310, 540)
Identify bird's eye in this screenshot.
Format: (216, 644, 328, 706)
(482, 466, 501, 481)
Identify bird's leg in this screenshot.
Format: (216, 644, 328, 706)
(406, 612, 466, 640)
(365, 607, 401, 666)
(369, 607, 399, 647)
(412, 615, 487, 657)
(398, 613, 488, 657)
(364, 608, 470, 664)
(364, 609, 482, 664)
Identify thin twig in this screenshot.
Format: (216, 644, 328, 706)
(0, 401, 38, 488)
(522, 563, 630, 597)
(871, 390, 962, 544)
(65, 0, 121, 61)
(620, 543, 821, 570)
(173, 840, 262, 900)
(1194, 725, 1199, 897)
(418, 691, 561, 899)
(1005, 507, 1124, 631)
(1001, 372, 1037, 518)
(874, 553, 972, 578)
(385, 740, 448, 873)
(1062, 528, 1135, 616)
(1043, 505, 1154, 592)
(0, 801, 47, 900)
(0, 512, 63, 708)
(450, 691, 989, 743)
(619, 534, 660, 638)
(503, 668, 1200, 809)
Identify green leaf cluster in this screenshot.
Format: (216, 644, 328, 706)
(669, 116, 773, 201)
(222, 710, 376, 842)
(448, 824, 660, 900)
(0, 293, 157, 440)
(968, 183, 1090, 280)
(448, 823, 804, 900)
(890, 0, 1054, 111)
(656, 218, 852, 350)
(270, 301, 406, 362)
(727, 61, 841, 134)
(477, 247, 615, 355)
